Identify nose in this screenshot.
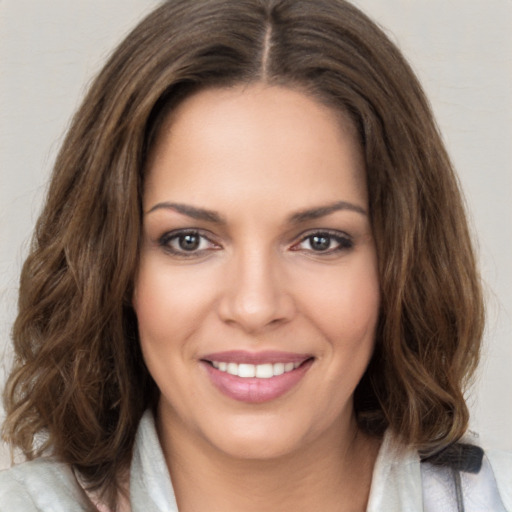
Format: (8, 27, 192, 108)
(217, 247, 296, 334)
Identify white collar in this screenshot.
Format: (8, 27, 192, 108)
(129, 410, 425, 512)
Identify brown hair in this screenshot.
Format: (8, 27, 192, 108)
(3, 0, 483, 505)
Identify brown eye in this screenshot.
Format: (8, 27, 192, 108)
(291, 231, 353, 254)
(309, 234, 331, 251)
(178, 233, 201, 251)
(159, 230, 220, 257)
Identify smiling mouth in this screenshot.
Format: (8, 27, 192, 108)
(207, 360, 304, 378)
(200, 350, 315, 403)
(201, 353, 314, 403)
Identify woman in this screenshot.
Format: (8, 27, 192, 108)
(1, 0, 510, 510)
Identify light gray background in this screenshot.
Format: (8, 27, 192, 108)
(1, 0, 511, 468)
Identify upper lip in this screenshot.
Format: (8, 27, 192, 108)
(201, 350, 313, 365)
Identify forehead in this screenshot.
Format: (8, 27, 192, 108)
(143, 84, 367, 216)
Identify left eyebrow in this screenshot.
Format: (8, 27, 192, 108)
(288, 201, 368, 223)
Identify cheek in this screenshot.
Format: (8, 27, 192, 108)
(132, 260, 204, 394)
(296, 257, 380, 344)
(133, 269, 174, 345)
(133, 258, 215, 343)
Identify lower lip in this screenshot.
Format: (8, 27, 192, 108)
(202, 359, 313, 403)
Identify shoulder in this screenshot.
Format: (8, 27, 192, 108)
(422, 444, 512, 512)
(485, 448, 512, 510)
(368, 431, 512, 512)
(0, 458, 95, 511)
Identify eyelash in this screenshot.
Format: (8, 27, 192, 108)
(157, 229, 353, 257)
(290, 229, 354, 254)
(158, 229, 219, 257)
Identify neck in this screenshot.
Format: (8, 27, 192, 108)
(157, 407, 381, 512)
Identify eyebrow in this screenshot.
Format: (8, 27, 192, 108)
(146, 202, 226, 223)
(146, 200, 367, 223)
(288, 201, 367, 223)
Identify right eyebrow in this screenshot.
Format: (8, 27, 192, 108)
(145, 202, 226, 224)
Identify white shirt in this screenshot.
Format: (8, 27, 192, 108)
(1, 410, 510, 511)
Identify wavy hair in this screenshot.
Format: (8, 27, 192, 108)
(3, 0, 483, 506)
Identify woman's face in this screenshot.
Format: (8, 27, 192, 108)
(133, 84, 380, 460)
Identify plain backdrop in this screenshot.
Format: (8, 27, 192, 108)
(1, 0, 511, 469)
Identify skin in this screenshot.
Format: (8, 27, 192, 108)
(133, 84, 381, 512)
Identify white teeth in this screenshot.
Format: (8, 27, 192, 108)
(227, 362, 238, 376)
(210, 361, 304, 378)
(238, 364, 256, 378)
(284, 362, 294, 372)
(273, 362, 285, 376)
(255, 363, 273, 379)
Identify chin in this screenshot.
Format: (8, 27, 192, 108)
(198, 409, 333, 462)
(209, 428, 303, 461)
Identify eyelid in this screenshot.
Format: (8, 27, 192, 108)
(158, 228, 221, 256)
(289, 228, 354, 253)
(156, 227, 353, 257)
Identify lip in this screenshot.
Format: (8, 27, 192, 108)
(201, 351, 314, 403)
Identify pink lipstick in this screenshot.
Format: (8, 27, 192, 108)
(201, 351, 314, 403)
